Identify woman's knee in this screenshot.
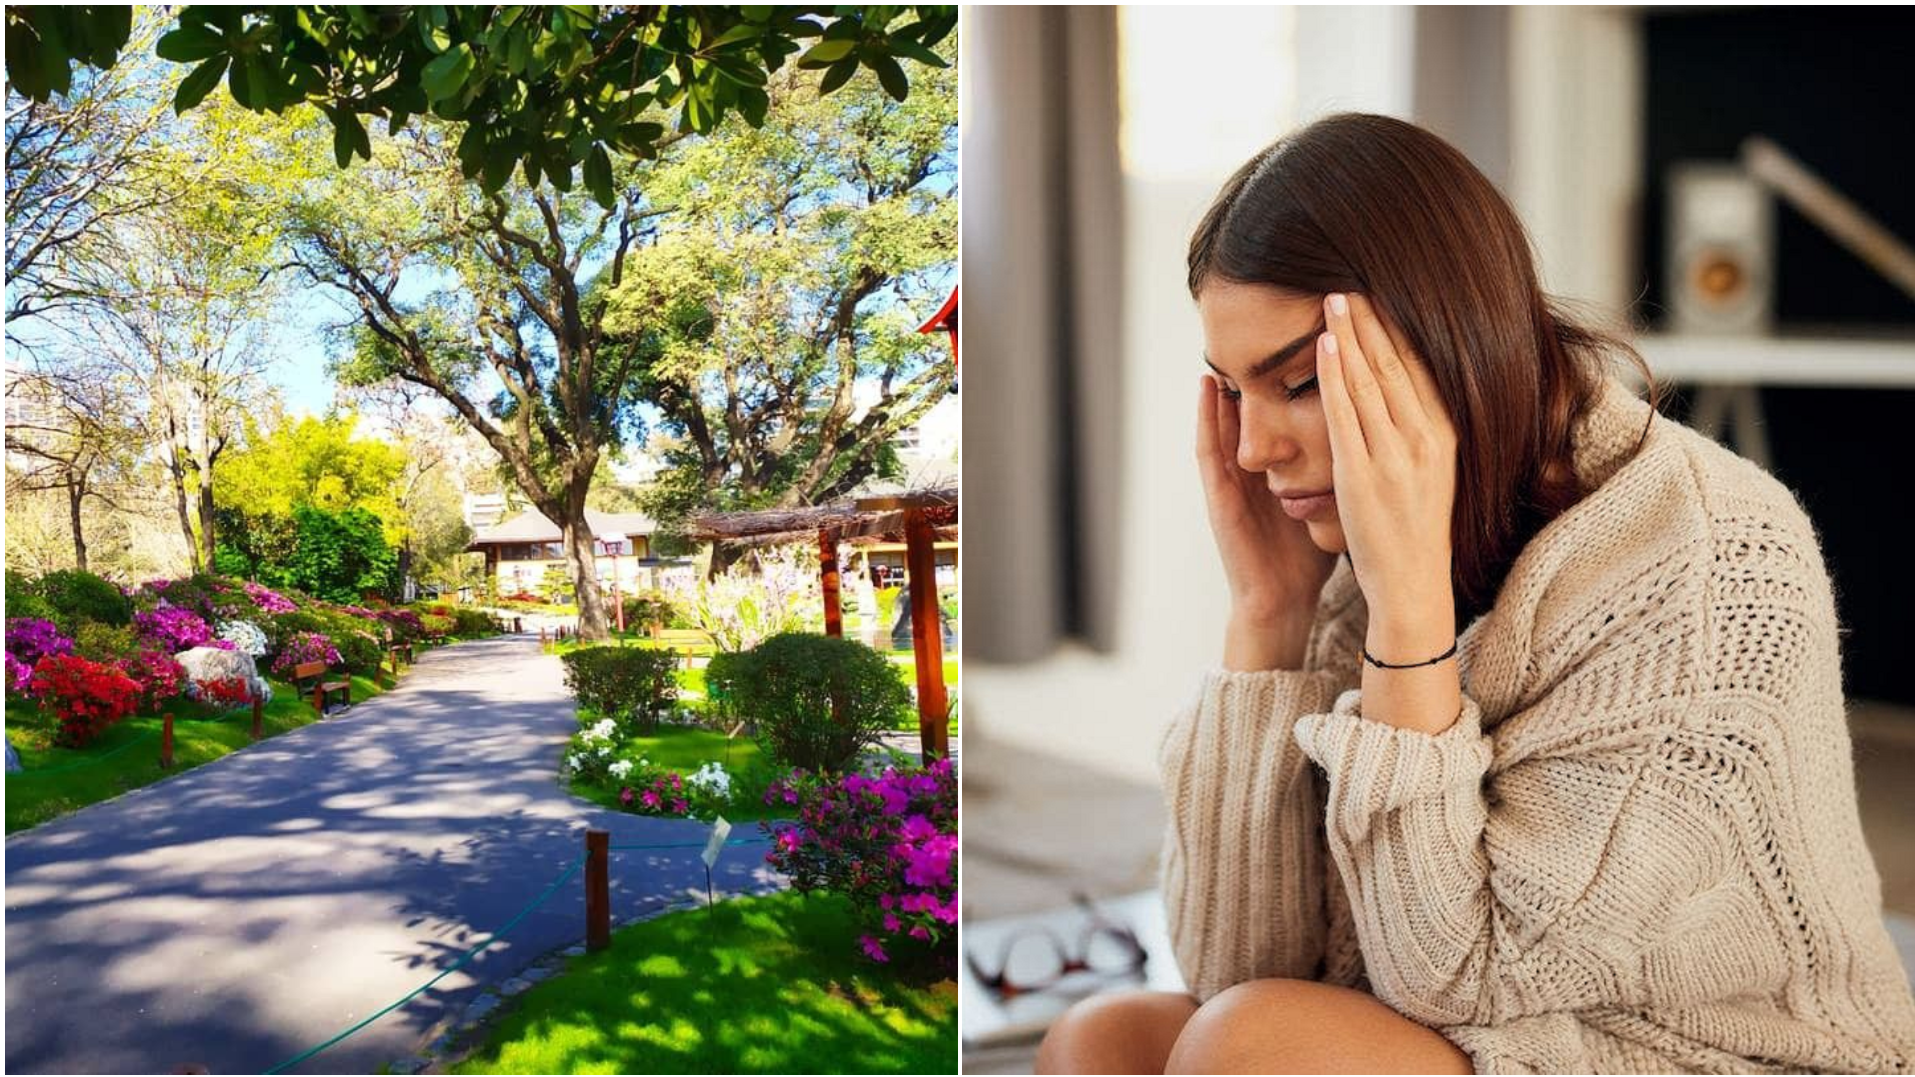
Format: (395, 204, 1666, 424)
(1165, 979, 1472, 1075)
(1036, 990, 1200, 1075)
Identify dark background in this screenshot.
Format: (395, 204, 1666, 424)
(1638, 6, 1915, 706)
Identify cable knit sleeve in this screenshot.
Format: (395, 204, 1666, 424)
(1159, 667, 1345, 1002)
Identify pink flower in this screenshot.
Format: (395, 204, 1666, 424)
(641, 789, 661, 809)
(619, 787, 635, 806)
(899, 814, 938, 843)
(672, 798, 689, 815)
(909, 925, 931, 941)
(859, 934, 889, 963)
(883, 912, 901, 933)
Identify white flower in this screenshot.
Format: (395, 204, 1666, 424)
(567, 753, 582, 770)
(608, 759, 633, 781)
(687, 761, 732, 800)
(216, 619, 270, 658)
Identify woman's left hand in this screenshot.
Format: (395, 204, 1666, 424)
(1317, 292, 1460, 627)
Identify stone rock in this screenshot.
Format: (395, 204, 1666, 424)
(462, 993, 501, 1024)
(562, 944, 585, 957)
(388, 1057, 426, 1074)
(500, 977, 532, 997)
(519, 966, 553, 984)
(174, 647, 271, 704)
(5, 739, 20, 773)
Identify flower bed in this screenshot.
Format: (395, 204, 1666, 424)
(763, 757, 957, 966)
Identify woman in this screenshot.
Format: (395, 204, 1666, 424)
(1036, 113, 1915, 1074)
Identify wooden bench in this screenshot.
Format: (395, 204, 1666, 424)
(290, 660, 351, 717)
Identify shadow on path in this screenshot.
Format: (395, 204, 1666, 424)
(5, 635, 784, 1075)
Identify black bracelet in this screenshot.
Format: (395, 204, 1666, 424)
(1361, 639, 1458, 669)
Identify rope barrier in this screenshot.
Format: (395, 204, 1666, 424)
(257, 831, 767, 1071)
(261, 855, 585, 1075)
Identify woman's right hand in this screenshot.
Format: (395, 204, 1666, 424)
(1197, 374, 1337, 669)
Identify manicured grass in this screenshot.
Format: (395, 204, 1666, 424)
(568, 725, 783, 824)
(450, 891, 957, 1075)
(4, 668, 391, 834)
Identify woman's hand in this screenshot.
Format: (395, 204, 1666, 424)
(1318, 294, 1465, 734)
(1197, 373, 1337, 668)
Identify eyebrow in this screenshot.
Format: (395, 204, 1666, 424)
(1203, 319, 1327, 381)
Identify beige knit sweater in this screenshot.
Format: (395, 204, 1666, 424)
(1159, 372, 1915, 1073)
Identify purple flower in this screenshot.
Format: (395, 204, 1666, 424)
(7, 618, 74, 669)
(882, 912, 901, 933)
(269, 632, 342, 676)
(641, 789, 661, 809)
(134, 606, 217, 653)
(242, 581, 297, 614)
(908, 925, 931, 941)
(858, 935, 889, 963)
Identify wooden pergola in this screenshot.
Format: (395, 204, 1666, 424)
(685, 485, 957, 761)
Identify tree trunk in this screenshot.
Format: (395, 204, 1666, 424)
(67, 483, 88, 572)
(195, 471, 218, 571)
(562, 517, 611, 641)
(708, 543, 746, 579)
(168, 453, 200, 574)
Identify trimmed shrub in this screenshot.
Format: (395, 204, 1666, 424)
(621, 590, 683, 631)
(331, 629, 385, 676)
(708, 633, 910, 773)
(559, 646, 681, 736)
(38, 569, 133, 628)
(6, 570, 56, 624)
(271, 632, 341, 676)
(73, 622, 139, 662)
(449, 608, 494, 636)
(419, 613, 455, 638)
(268, 611, 328, 651)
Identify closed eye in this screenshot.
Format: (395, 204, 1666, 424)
(1284, 376, 1318, 401)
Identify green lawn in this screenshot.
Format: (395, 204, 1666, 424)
(5, 668, 391, 833)
(450, 891, 957, 1075)
(567, 725, 784, 824)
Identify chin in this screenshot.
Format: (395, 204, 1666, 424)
(1306, 519, 1347, 554)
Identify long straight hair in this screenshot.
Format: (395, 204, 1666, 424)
(1188, 112, 1660, 628)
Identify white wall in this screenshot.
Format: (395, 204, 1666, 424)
(968, 6, 1417, 784)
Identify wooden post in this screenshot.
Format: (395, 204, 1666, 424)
(903, 508, 949, 761)
(251, 695, 263, 741)
(540, 625, 548, 646)
(585, 828, 611, 953)
(819, 527, 843, 638)
(160, 712, 175, 769)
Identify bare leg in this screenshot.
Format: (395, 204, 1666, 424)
(1036, 991, 1200, 1075)
(1165, 979, 1473, 1075)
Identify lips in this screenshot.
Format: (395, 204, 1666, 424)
(1273, 486, 1335, 521)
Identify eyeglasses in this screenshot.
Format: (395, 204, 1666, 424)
(965, 893, 1149, 999)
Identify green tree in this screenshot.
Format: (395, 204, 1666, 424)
(6, 6, 955, 208)
(608, 49, 956, 533)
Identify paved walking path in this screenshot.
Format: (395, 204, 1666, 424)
(5, 635, 784, 1075)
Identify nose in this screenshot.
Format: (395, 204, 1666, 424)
(1234, 395, 1297, 474)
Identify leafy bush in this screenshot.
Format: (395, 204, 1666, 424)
(708, 633, 909, 773)
(38, 569, 133, 628)
(243, 580, 298, 614)
(419, 613, 455, 638)
(559, 646, 680, 736)
(763, 757, 957, 965)
(621, 589, 683, 631)
(73, 622, 139, 661)
(331, 629, 385, 676)
(6, 570, 56, 624)
(612, 758, 735, 819)
(665, 548, 823, 651)
(25, 653, 143, 747)
(141, 574, 249, 623)
(268, 610, 329, 651)
(271, 632, 341, 676)
(449, 608, 494, 636)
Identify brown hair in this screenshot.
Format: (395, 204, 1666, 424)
(1187, 112, 1661, 628)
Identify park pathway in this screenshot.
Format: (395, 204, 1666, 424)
(5, 634, 783, 1075)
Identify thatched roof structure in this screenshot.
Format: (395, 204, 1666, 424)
(685, 485, 957, 549)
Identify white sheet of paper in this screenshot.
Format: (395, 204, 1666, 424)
(701, 816, 732, 869)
